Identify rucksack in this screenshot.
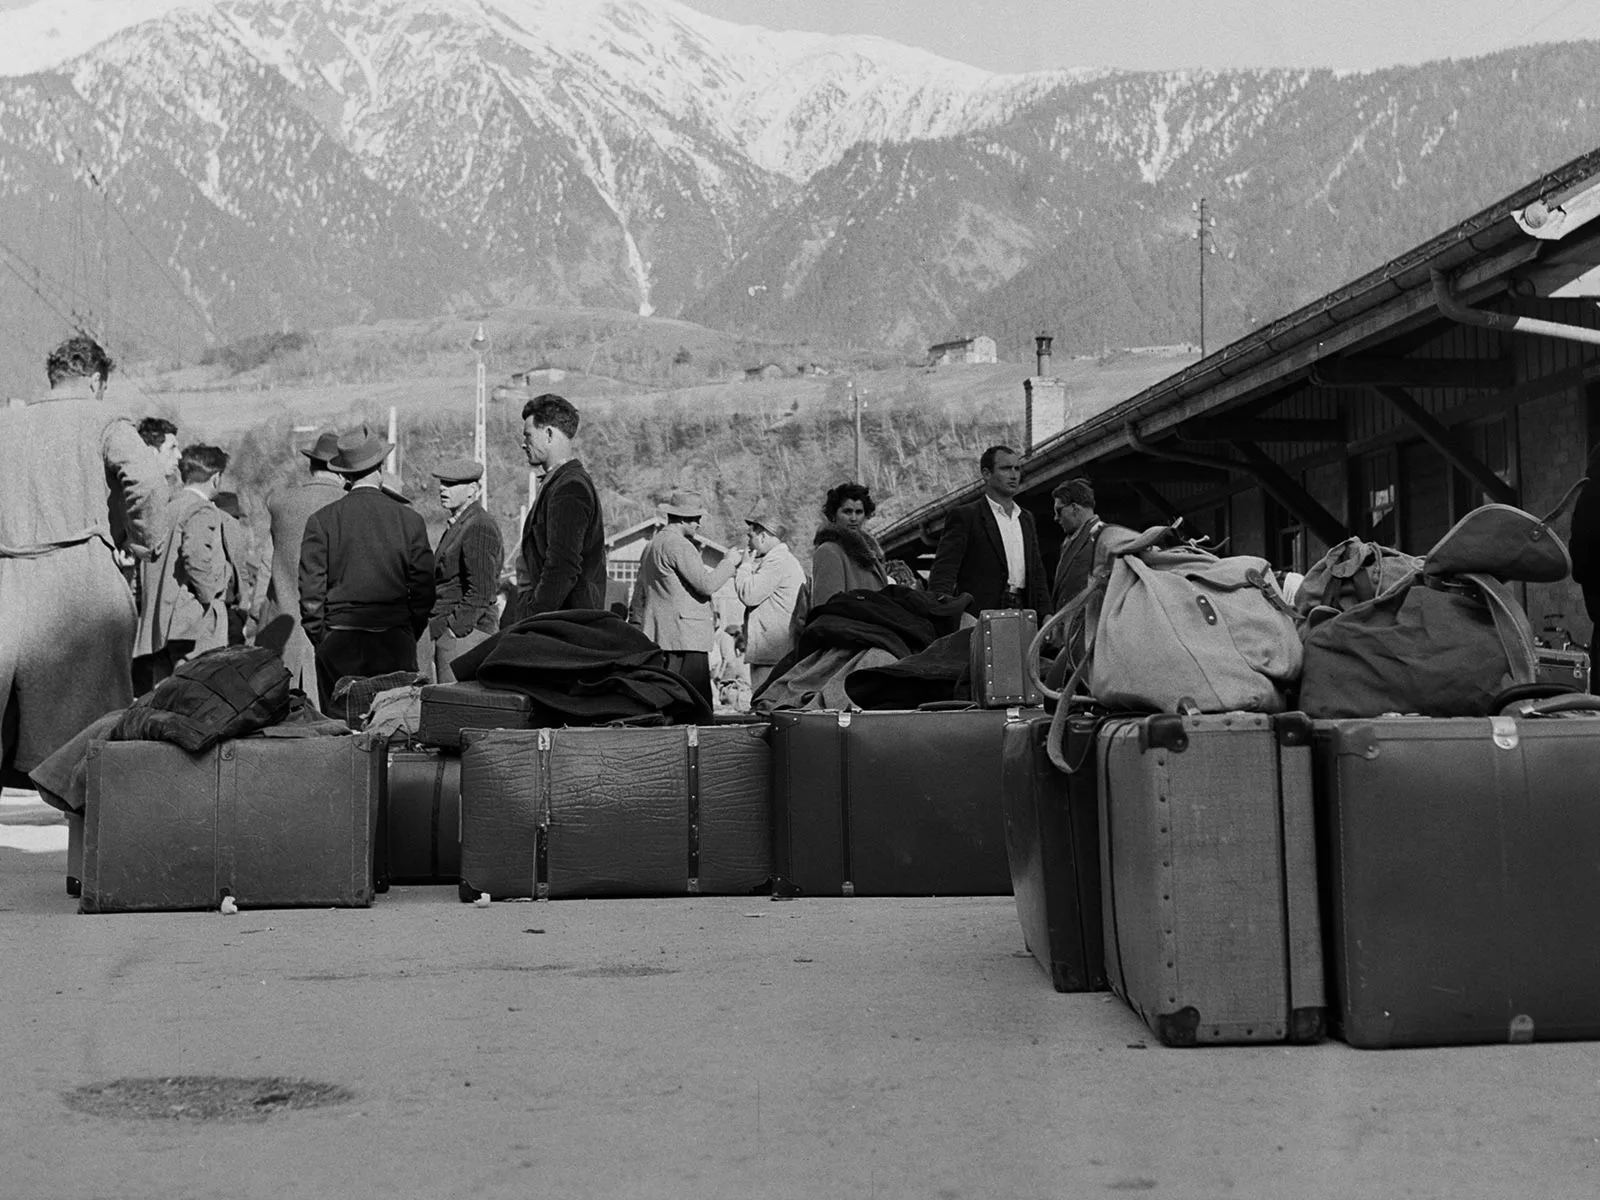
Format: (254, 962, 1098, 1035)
(1298, 500, 1575, 719)
(113, 645, 292, 752)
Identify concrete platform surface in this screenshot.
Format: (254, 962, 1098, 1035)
(2, 830, 1598, 1199)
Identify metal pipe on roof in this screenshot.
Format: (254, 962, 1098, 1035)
(1432, 269, 1600, 349)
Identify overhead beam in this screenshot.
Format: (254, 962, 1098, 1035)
(1312, 357, 1516, 390)
(1084, 460, 1231, 485)
(1229, 442, 1352, 548)
(1130, 481, 1184, 524)
(1370, 384, 1518, 506)
(1180, 418, 1346, 443)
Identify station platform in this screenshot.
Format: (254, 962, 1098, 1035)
(1, 796, 1594, 1199)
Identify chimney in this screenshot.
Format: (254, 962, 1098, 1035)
(1035, 334, 1053, 378)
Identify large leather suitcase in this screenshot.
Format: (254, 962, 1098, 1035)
(970, 610, 1044, 708)
(458, 724, 771, 900)
(81, 736, 380, 913)
(381, 747, 462, 884)
(770, 707, 1021, 897)
(1000, 712, 1107, 991)
(417, 681, 535, 749)
(1314, 713, 1600, 1048)
(1099, 712, 1325, 1045)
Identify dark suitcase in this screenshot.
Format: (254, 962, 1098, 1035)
(1099, 712, 1325, 1046)
(81, 736, 380, 913)
(458, 724, 771, 900)
(381, 747, 462, 884)
(1535, 647, 1590, 693)
(770, 707, 1022, 897)
(417, 681, 535, 749)
(1000, 712, 1107, 991)
(969, 610, 1044, 708)
(1314, 713, 1600, 1048)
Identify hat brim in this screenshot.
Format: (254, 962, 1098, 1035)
(329, 444, 391, 474)
(300, 447, 332, 462)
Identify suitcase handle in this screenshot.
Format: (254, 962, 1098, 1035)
(1490, 682, 1584, 713)
(1502, 692, 1600, 718)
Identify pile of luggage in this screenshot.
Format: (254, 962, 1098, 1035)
(1005, 496, 1600, 1049)
(67, 610, 1048, 914)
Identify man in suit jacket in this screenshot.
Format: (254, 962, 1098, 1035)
(628, 490, 741, 706)
(928, 444, 1048, 618)
(258, 429, 346, 707)
(517, 393, 606, 619)
(299, 432, 435, 710)
(131, 443, 232, 691)
(423, 457, 504, 682)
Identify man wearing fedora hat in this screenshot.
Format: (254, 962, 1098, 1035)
(258, 427, 347, 706)
(628, 491, 742, 706)
(733, 507, 808, 693)
(421, 456, 503, 683)
(299, 429, 435, 710)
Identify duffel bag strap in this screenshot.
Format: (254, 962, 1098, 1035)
(1464, 572, 1538, 686)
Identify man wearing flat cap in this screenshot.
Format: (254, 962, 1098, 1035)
(733, 507, 808, 693)
(299, 430, 435, 710)
(629, 491, 742, 706)
(258, 428, 347, 707)
(422, 457, 504, 683)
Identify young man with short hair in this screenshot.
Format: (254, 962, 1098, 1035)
(928, 444, 1047, 617)
(516, 393, 606, 620)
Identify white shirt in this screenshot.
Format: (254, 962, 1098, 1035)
(986, 495, 1026, 591)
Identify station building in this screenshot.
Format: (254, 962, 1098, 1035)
(879, 147, 1600, 647)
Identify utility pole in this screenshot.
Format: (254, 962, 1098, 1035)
(1192, 198, 1217, 356)
(471, 323, 488, 506)
(851, 378, 862, 483)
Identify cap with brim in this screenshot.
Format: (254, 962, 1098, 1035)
(300, 429, 341, 463)
(659, 490, 706, 520)
(328, 432, 392, 475)
(431, 457, 483, 483)
(744, 509, 784, 539)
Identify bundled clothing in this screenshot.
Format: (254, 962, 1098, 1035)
(0, 397, 169, 786)
(453, 609, 711, 727)
(518, 459, 607, 620)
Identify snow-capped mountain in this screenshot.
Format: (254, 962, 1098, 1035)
(1, 0, 1599, 385)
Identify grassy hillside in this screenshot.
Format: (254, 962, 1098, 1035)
(35, 307, 1195, 569)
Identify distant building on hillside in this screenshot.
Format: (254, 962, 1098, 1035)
(603, 516, 742, 628)
(512, 364, 565, 387)
(743, 362, 785, 381)
(927, 335, 997, 366)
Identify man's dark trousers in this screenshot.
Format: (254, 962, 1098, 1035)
(315, 627, 419, 714)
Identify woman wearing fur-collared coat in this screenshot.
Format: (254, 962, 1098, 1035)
(811, 482, 891, 608)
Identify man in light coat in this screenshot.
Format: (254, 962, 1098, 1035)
(628, 490, 741, 706)
(1, 335, 168, 793)
(733, 508, 808, 693)
(258, 429, 346, 706)
(131, 444, 232, 691)
(423, 457, 504, 682)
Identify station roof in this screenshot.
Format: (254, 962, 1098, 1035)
(879, 145, 1600, 556)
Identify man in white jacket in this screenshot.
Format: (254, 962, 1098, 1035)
(733, 508, 809, 693)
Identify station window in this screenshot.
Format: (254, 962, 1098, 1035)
(1357, 449, 1399, 545)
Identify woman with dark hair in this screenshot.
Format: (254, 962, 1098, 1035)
(811, 482, 891, 607)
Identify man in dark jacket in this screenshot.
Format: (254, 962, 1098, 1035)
(517, 393, 606, 619)
(299, 431, 435, 709)
(928, 445, 1047, 617)
(424, 457, 504, 682)
(1571, 444, 1600, 629)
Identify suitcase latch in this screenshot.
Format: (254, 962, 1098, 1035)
(1490, 716, 1519, 751)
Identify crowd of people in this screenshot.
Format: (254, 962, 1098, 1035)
(1, 333, 1096, 789)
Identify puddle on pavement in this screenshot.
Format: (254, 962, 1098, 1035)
(569, 964, 679, 978)
(64, 1075, 353, 1122)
